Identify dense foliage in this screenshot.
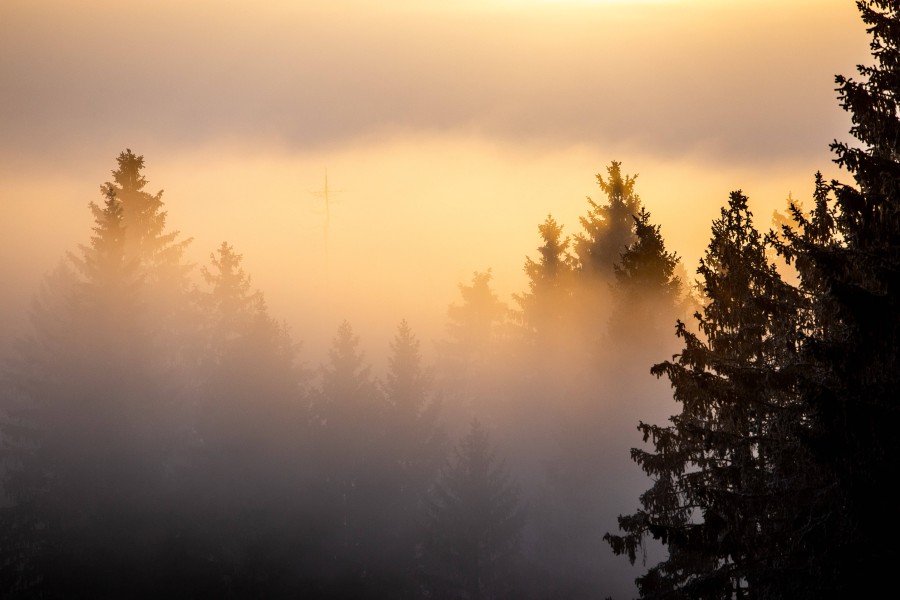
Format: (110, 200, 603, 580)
(1, 3, 893, 598)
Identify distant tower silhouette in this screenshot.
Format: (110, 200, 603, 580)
(311, 169, 344, 264)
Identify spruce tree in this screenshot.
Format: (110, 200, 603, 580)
(574, 161, 642, 277)
(513, 215, 576, 352)
(772, 1, 900, 593)
(0, 150, 193, 598)
(190, 241, 305, 597)
(377, 320, 445, 595)
(609, 207, 683, 348)
(420, 421, 524, 600)
(310, 321, 384, 592)
(605, 192, 814, 598)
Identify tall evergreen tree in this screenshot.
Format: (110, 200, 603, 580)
(376, 320, 446, 596)
(420, 421, 524, 600)
(189, 241, 306, 597)
(609, 207, 683, 348)
(772, 2, 900, 593)
(574, 161, 641, 278)
(437, 270, 510, 422)
(513, 215, 576, 352)
(310, 321, 384, 593)
(570, 161, 645, 352)
(441, 270, 509, 373)
(606, 192, 815, 598)
(382, 320, 444, 491)
(0, 150, 193, 598)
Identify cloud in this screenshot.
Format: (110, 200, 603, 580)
(0, 0, 866, 168)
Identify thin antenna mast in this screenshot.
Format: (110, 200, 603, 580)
(311, 169, 344, 263)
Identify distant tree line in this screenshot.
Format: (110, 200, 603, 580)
(2, 2, 895, 598)
(0, 137, 684, 598)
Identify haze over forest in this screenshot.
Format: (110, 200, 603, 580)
(2, 1, 897, 599)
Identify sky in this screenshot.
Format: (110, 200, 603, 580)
(0, 0, 872, 361)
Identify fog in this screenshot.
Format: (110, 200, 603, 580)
(0, 138, 844, 362)
(0, 144, 837, 597)
(0, 0, 872, 597)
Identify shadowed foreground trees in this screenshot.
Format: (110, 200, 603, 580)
(608, 2, 900, 597)
(605, 192, 816, 597)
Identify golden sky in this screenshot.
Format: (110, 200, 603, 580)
(0, 0, 871, 359)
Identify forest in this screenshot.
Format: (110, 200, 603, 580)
(2, 1, 899, 599)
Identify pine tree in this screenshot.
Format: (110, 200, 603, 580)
(568, 161, 645, 352)
(85, 149, 192, 345)
(99, 149, 191, 289)
(443, 270, 508, 370)
(609, 207, 683, 348)
(375, 320, 446, 595)
(770, 2, 900, 593)
(605, 192, 816, 598)
(513, 215, 576, 352)
(190, 242, 305, 597)
(0, 151, 193, 598)
(437, 270, 510, 411)
(383, 320, 444, 488)
(310, 321, 384, 592)
(420, 421, 524, 600)
(574, 161, 642, 278)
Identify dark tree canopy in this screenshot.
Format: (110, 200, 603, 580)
(606, 192, 817, 598)
(609, 2, 900, 597)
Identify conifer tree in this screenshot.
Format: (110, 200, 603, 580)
(310, 321, 384, 591)
(570, 161, 644, 351)
(609, 207, 683, 347)
(0, 150, 193, 598)
(438, 270, 509, 407)
(190, 241, 304, 597)
(771, 2, 900, 593)
(606, 192, 814, 598)
(513, 215, 576, 352)
(377, 320, 445, 594)
(383, 320, 444, 488)
(443, 270, 508, 369)
(574, 161, 641, 277)
(420, 421, 524, 600)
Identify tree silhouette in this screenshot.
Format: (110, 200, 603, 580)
(513, 215, 576, 353)
(771, 1, 900, 594)
(374, 320, 446, 595)
(0, 150, 193, 598)
(310, 321, 385, 592)
(190, 241, 305, 597)
(420, 421, 524, 600)
(609, 207, 683, 347)
(437, 270, 510, 422)
(442, 270, 508, 372)
(606, 192, 816, 598)
(609, 3, 900, 595)
(575, 161, 641, 278)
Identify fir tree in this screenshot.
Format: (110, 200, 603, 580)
(606, 192, 815, 598)
(310, 321, 384, 593)
(377, 320, 446, 596)
(574, 161, 642, 278)
(609, 207, 683, 347)
(771, 2, 900, 593)
(513, 215, 576, 352)
(0, 150, 193, 598)
(420, 421, 524, 600)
